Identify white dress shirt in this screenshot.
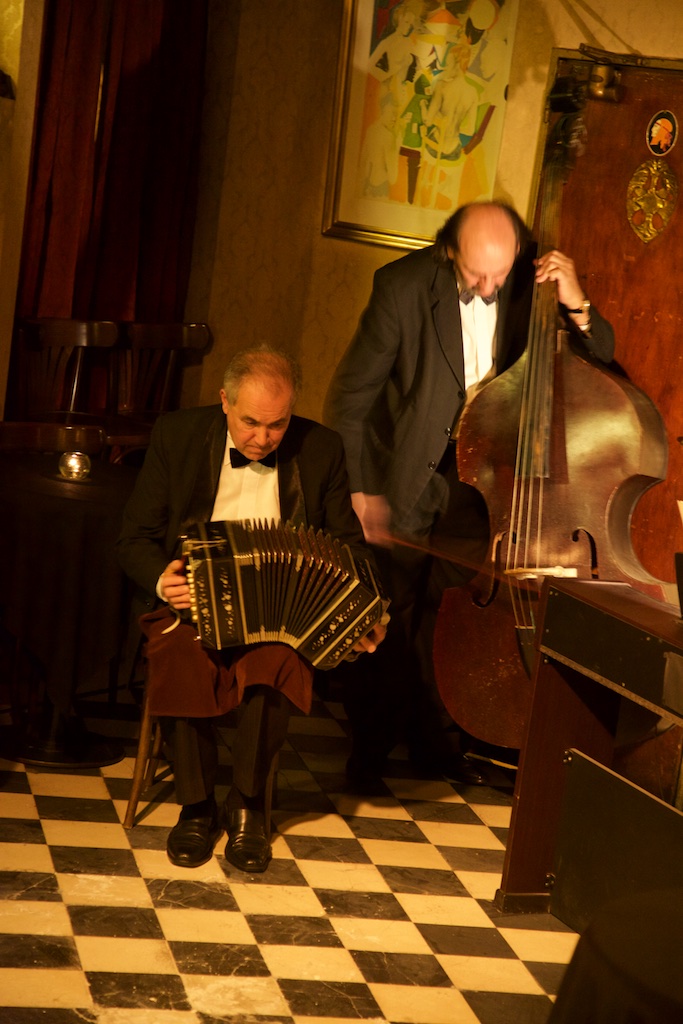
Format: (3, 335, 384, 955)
(156, 433, 282, 601)
(210, 433, 281, 524)
(459, 294, 498, 394)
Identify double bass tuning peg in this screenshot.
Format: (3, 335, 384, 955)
(548, 75, 586, 114)
(587, 63, 622, 103)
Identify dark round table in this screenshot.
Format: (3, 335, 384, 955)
(0, 451, 138, 766)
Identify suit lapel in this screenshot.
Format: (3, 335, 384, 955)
(180, 411, 227, 531)
(433, 261, 519, 386)
(495, 275, 514, 369)
(432, 263, 466, 389)
(277, 424, 307, 527)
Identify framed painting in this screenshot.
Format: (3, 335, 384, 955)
(323, 0, 520, 249)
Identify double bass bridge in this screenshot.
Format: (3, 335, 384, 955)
(505, 566, 580, 581)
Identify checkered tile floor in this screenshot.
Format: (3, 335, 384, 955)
(0, 680, 577, 1023)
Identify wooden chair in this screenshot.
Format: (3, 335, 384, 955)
(13, 318, 120, 423)
(123, 692, 279, 833)
(106, 321, 211, 461)
(123, 693, 166, 828)
(117, 322, 211, 417)
(0, 420, 107, 455)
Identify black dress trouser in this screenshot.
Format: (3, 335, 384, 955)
(162, 685, 292, 806)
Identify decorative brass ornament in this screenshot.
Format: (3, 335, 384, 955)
(626, 159, 678, 243)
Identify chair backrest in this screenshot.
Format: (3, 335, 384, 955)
(0, 421, 107, 455)
(117, 322, 211, 417)
(16, 318, 120, 419)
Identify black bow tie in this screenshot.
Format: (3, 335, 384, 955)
(229, 448, 277, 469)
(459, 289, 498, 306)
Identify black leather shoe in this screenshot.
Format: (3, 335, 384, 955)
(411, 749, 489, 786)
(441, 754, 489, 786)
(167, 812, 222, 868)
(345, 755, 387, 796)
(224, 807, 271, 873)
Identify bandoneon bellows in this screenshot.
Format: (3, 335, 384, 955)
(182, 520, 387, 669)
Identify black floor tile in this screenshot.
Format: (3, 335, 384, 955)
(0, 818, 45, 843)
(0, 771, 32, 794)
(314, 888, 410, 920)
(344, 815, 429, 842)
(0, 1010, 97, 1024)
(49, 845, 141, 876)
(281, 834, 371, 863)
(146, 877, 240, 911)
(525, 960, 569, 997)
(86, 970, 191, 1010)
(170, 939, 270, 975)
(402, 798, 485, 824)
(418, 923, 518, 958)
(351, 949, 452, 986)
(0, 933, 80, 969)
(464, 991, 554, 1024)
(68, 904, 164, 938)
(246, 913, 343, 946)
(439, 847, 507, 872)
(278, 978, 383, 1018)
(33, 796, 120, 823)
(0, 870, 61, 901)
(377, 864, 470, 896)
(220, 856, 308, 887)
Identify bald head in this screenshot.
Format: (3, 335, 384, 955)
(442, 202, 522, 300)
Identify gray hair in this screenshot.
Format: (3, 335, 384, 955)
(222, 344, 303, 406)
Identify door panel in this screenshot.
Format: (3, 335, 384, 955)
(538, 51, 683, 584)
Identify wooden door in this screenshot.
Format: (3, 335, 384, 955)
(539, 48, 683, 585)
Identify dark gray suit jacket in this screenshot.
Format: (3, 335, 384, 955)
(324, 244, 615, 527)
(117, 406, 368, 615)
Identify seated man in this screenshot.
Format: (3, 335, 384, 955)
(117, 344, 386, 873)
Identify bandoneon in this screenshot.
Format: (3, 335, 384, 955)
(182, 520, 387, 669)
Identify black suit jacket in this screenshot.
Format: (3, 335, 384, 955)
(324, 244, 615, 528)
(117, 406, 368, 615)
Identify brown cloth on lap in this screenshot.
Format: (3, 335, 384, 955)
(139, 607, 314, 718)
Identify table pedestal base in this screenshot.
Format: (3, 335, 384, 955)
(4, 707, 123, 769)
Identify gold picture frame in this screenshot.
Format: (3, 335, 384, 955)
(323, 0, 519, 250)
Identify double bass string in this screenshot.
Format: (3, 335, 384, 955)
(507, 156, 565, 640)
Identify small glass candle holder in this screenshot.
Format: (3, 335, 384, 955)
(58, 451, 92, 481)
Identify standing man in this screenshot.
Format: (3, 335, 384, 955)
(324, 201, 614, 785)
(118, 345, 386, 873)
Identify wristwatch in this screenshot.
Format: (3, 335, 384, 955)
(566, 298, 591, 316)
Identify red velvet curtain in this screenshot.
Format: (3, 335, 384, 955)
(16, 0, 207, 322)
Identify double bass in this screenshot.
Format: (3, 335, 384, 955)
(433, 77, 672, 751)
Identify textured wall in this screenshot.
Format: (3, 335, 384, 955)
(185, 0, 381, 418)
(186, 0, 683, 419)
(0, 0, 41, 418)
